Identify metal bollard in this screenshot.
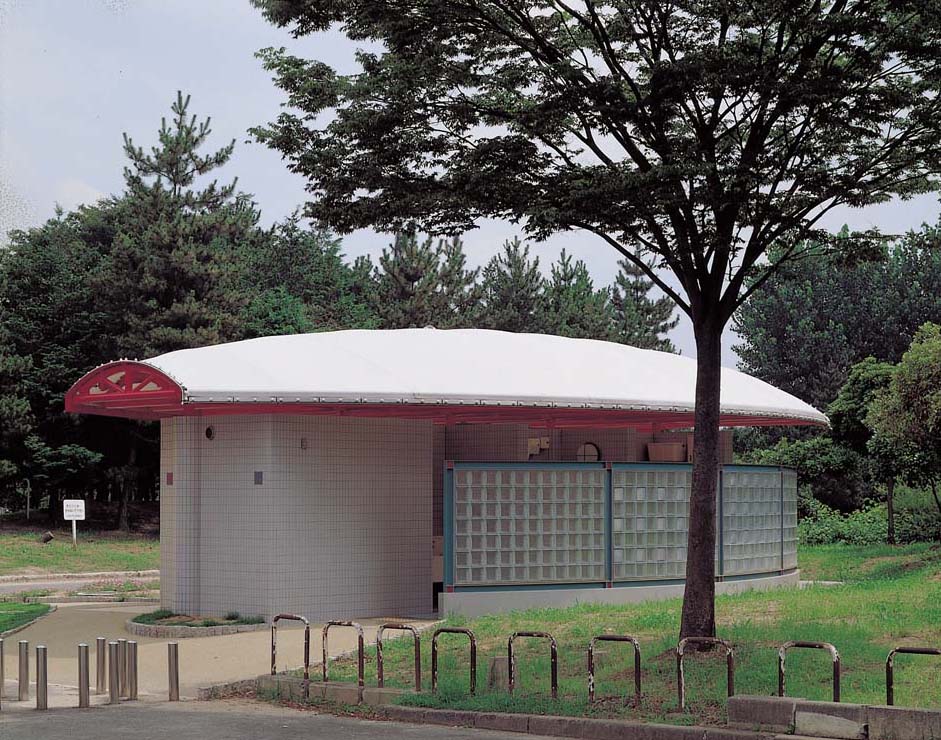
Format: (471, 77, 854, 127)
(36, 646, 47, 710)
(78, 643, 90, 708)
(108, 641, 119, 704)
(96, 637, 107, 694)
(128, 641, 138, 700)
(18, 640, 28, 701)
(0, 637, 4, 702)
(168, 643, 180, 701)
(117, 638, 128, 697)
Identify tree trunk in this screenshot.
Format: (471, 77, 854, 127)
(886, 478, 896, 545)
(116, 447, 136, 533)
(931, 481, 941, 542)
(680, 318, 722, 640)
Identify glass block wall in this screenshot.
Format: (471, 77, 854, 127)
(447, 463, 798, 589)
(451, 467, 606, 586)
(612, 467, 691, 580)
(782, 469, 799, 570)
(722, 468, 783, 576)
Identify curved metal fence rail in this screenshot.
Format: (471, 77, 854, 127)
(322, 621, 365, 688)
(377, 623, 422, 692)
(886, 646, 941, 706)
(778, 640, 840, 702)
(508, 631, 558, 699)
(588, 634, 642, 706)
(271, 613, 311, 699)
(676, 637, 734, 711)
(431, 627, 477, 695)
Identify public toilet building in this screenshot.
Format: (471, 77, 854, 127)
(66, 329, 825, 620)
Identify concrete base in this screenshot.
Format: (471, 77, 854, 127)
(256, 674, 414, 707)
(729, 695, 941, 740)
(441, 571, 800, 617)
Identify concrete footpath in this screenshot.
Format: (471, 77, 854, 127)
(0, 699, 540, 740)
(1, 602, 434, 706)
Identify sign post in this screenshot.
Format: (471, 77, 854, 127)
(63, 500, 86, 549)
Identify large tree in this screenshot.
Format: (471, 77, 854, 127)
(868, 323, 941, 528)
(375, 230, 483, 328)
(0, 207, 112, 517)
(1, 93, 266, 526)
(100, 91, 262, 359)
(828, 357, 897, 537)
(252, 0, 941, 637)
(736, 226, 941, 409)
(610, 259, 678, 352)
(234, 216, 378, 336)
(480, 238, 547, 333)
(542, 249, 614, 339)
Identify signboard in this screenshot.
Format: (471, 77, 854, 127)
(63, 499, 86, 521)
(63, 499, 85, 549)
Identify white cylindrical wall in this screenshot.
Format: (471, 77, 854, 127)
(160, 415, 433, 621)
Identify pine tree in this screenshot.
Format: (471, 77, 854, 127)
(375, 231, 443, 328)
(480, 238, 545, 334)
(375, 231, 482, 329)
(436, 236, 483, 328)
(542, 250, 614, 341)
(610, 259, 679, 352)
(98, 91, 262, 358)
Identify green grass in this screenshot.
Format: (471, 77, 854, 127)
(0, 602, 51, 634)
(0, 530, 159, 575)
(69, 579, 160, 596)
(319, 543, 941, 726)
(132, 609, 264, 627)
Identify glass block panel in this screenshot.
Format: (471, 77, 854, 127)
(782, 469, 799, 570)
(611, 468, 692, 580)
(452, 465, 606, 586)
(722, 469, 783, 575)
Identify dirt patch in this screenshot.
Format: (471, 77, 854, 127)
(719, 599, 781, 625)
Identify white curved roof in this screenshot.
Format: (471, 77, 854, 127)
(128, 328, 824, 425)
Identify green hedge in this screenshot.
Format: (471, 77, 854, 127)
(798, 487, 941, 545)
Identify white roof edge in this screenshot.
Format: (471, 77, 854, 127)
(135, 328, 826, 425)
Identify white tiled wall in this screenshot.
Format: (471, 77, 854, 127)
(160, 415, 432, 621)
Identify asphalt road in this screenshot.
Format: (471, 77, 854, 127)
(0, 700, 552, 740)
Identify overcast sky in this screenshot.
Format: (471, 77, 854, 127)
(2, 0, 939, 365)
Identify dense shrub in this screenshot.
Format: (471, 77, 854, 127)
(798, 498, 888, 545)
(798, 484, 941, 545)
(893, 486, 941, 543)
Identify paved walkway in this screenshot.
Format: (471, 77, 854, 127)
(1, 699, 545, 740)
(1, 603, 435, 708)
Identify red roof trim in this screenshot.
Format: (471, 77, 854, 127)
(65, 361, 185, 418)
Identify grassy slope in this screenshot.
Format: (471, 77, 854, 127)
(322, 543, 941, 725)
(0, 531, 159, 576)
(0, 602, 51, 633)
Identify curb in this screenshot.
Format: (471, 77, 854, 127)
(377, 705, 778, 740)
(253, 675, 777, 740)
(0, 604, 58, 638)
(0, 569, 160, 584)
(125, 618, 268, 639)
(198, 678, 258, 701)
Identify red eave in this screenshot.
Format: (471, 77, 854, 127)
(65, 361, 186, 418)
